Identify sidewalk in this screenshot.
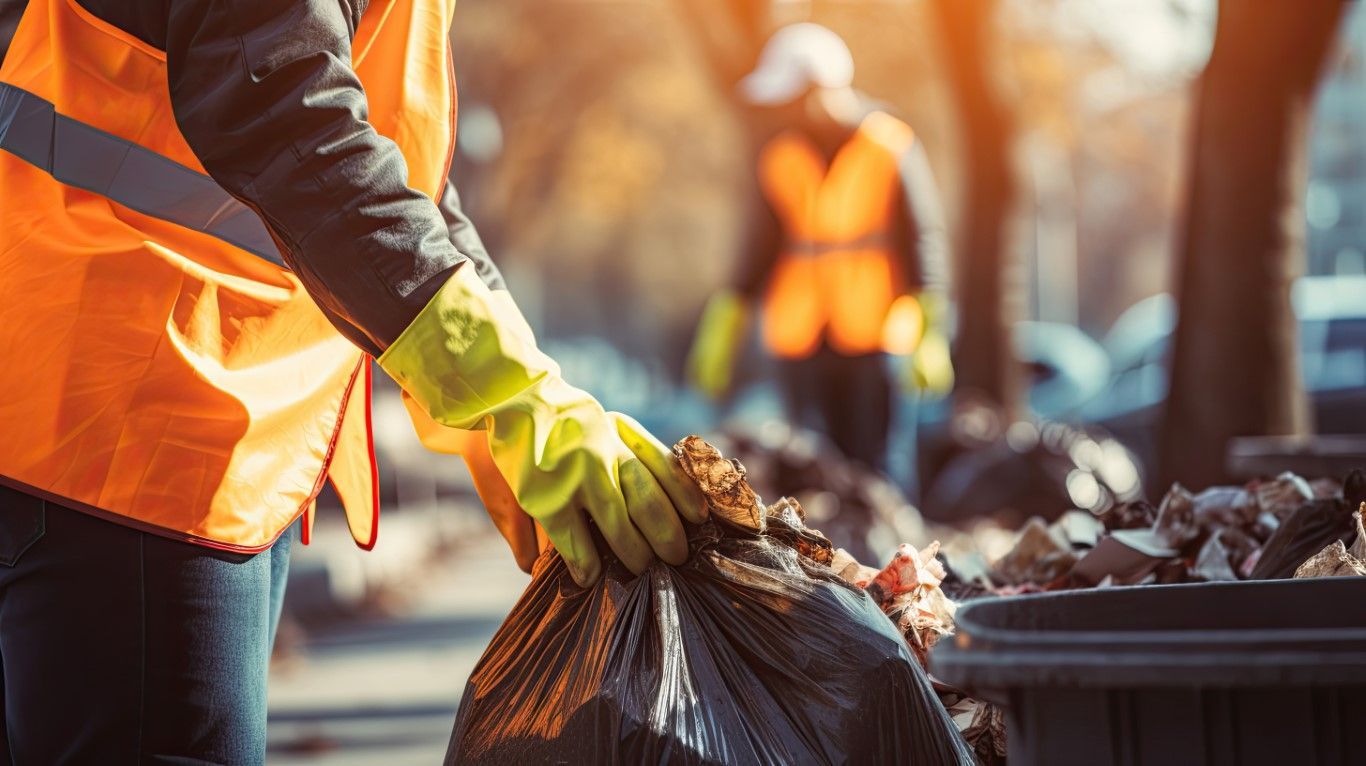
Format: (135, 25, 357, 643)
(266, 525, 528, 765)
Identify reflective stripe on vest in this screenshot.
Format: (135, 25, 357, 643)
(783, 232, 895, 257)
(0, 0, 456, 552)
(757, 112, 914, 359)
(0, 82, 285, 269)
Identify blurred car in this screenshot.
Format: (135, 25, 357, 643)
(1083, 274, 1366, 486)
(913, 322, 1138, 523)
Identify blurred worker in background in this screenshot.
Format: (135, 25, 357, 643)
(0, 0, 702, 761)
(688, 23, 954, 473)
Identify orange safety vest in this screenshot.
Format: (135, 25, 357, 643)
(757, 111, 915, 360)
(0, 0, 457, 552)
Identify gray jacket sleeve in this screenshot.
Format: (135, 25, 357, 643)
(733, 188, 783, 301)
(161, 0, 483, 357)
(0, 0, 22, 64)
(895, 140, 950, 295)
(437, 179, 505, 292)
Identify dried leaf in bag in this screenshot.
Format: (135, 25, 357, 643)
(674, 435, 764, 531)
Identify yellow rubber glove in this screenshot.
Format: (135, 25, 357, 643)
(908, 328, 955, 398)
(685, 290, 751, 400)
(882, 292, 955, 398)
(379, 266, 708, 586)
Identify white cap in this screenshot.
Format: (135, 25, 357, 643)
(738, 23, 854, 106)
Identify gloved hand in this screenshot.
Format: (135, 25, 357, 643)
(881, 292, 955, 399)
(380, 266, 708, 586)
(906, 328, 954, 398)
(685, 290, 751, 401)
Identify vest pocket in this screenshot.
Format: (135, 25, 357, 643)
(0, 485, 45, 566)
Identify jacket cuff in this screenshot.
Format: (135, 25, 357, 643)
(377, 265, 557, 430)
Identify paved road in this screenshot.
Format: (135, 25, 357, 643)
(267, 530, 527, 765)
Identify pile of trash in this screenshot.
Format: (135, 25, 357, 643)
(822, 468, 1366, 764)
(960, 469, 1366, 593)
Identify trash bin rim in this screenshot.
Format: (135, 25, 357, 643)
(931, 577, 1366, 763)
(931, 645, 1366, 688)
(953, 578, 1366, 650)
(951, 624, 1366, 650)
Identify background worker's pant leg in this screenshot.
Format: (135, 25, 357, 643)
(0, 486, 296, 766)
(817, 350, 893, 472)
(778, 355, 824, 432)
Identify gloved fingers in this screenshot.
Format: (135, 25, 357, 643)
(619, 457, 689, 566)
(913, 332, 955, 398)
(686, 292, 746, 400)
(613, 414, 709, 525)
(687, 351, 725, 401)
(582, 474, 655, 576)
(908, 359, 929, 392)
(699, 346, 732, 400)
(540, 509, 603, 587)
(693, 365, 721, 401)
(685, 344, 708, 395)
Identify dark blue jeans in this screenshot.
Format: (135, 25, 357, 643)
(778, 347, 894, 471)
(0, 485, 295, 765)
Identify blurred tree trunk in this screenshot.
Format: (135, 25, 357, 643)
(672, 0, 769, 93)
(1160, 0, 1344, 489)
(930, 0, 1022, 420)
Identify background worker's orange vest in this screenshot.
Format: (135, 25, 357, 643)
(758, 112, 915, 360)
(0, 0, 457, 552)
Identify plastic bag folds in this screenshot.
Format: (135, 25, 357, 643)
(446, 439, 973, 765)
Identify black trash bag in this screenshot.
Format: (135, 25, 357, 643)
(446, 517, 973, 765)
(1250, 470, 1366, 580)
